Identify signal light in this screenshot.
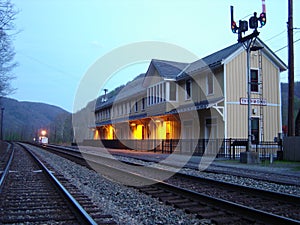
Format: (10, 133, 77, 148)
(249, 13, 258, 29)
(231, 21, 238, 33)
(230, 6, 238, 33)
(259, 12, 266, 27)
(239, 20, 248, 33)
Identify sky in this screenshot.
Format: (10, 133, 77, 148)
(10, 0, 300, 112)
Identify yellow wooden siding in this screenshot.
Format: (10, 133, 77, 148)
(177, 70, 224, 104)
(225, 50, 282, 141)
(226, 104, 248, 139)
(226, 51, 247, 103)
(146, 102, 167, 116)
(261, 54, 281, 105)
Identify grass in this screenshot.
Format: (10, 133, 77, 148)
(218, 158, 300, 170)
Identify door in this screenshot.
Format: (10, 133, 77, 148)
(205, 118, 218, 153)
(251, 117, 260, 144)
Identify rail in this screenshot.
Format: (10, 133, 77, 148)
(38, 143, 300, 224)
(0, 143, 14, 190)
(19, 143, 98, 225)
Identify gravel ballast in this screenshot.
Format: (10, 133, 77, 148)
(113, 154, 300, 196)
(28, 145, 210, 225)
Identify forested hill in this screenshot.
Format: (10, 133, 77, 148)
(0, 97, 72, 142)
(281, 82, 300, 126)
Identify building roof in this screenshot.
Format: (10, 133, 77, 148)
(186, 42, 242, 75)
(95, 38, 287, 111)
(168, 96, 225, 115)
(252, 38, 287, 72)
(179, 38, 287, 79)
(95, 73, 146, 111)
(145, 59, 189, 80)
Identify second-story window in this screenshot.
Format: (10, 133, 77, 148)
(251, 69, 259, 92)
(141, 98, 145, 111)
(169, 82, 177, 101)
(147, 82, 167, 106)
(207, 74, 214, 95)
(185, 79, 192, 100)
(135, 101, 138, 112)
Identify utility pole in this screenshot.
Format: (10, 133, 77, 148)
(287, 0, 294, 136)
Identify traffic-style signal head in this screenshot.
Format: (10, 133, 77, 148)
(230, 6, 238, 33)
(231, 21, 238, 33)
(249, 12, 258, 29)
(239, 20, 248, 33)
(249, 16, 258, 29)
(259, 12, 266, 26)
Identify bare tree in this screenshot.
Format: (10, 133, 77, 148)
(0, 0, 18, 96)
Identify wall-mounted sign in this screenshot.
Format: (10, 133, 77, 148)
(240, 98, 267, 106)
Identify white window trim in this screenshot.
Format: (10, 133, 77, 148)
(250, 68, 260, 94)
(147, 81, 171, 105)
(168, 81, 178, 102)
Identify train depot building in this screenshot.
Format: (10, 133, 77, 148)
(92, 39, 287, 154)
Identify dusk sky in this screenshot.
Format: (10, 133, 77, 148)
(11, 0, 300, 112)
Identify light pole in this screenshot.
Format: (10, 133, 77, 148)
(231, 3, 266, 163)
(247, 42, 252, 152)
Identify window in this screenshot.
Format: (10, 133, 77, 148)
(163, 82, 166, 102)
(127, 102, 130, 114)
(154, 86, 156, 104)
(205, 117, 217, 140)
(169, 82, 177, 101)
(251, 69, 259, 92)
(159, 83, 163, 102)
(135, 101, 138, 112)
(147, 82, 167, 105)
(207, 74, 214, 95)
(119, 105, 122, 115)
(185, 79, 192, 100)
(151, 87, 154, 105)
(141, 98, 145, 111)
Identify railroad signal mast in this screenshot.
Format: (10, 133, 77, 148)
(231, 0, 266, 43)
(230, 1, 267, 159)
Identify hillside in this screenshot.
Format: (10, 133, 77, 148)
(0, 97, 71, 141)
(0, 82, 298, 142)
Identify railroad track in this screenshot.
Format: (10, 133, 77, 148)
(0, 142, 116, 224)
(0, 142, 13, 187)
(109, 149, 300, 186)
(165, 172, 300, 221)
(28, 143, 300, 224)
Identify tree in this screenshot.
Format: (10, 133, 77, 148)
(0, 0, 18, 97)
(49, 113, 74, 144)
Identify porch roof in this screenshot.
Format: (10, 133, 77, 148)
(168, 96, 224, 115)
(95, 113, 147, 126)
